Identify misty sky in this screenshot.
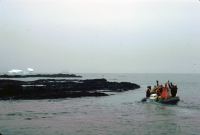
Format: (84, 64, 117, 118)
(0, 0, 200, 73)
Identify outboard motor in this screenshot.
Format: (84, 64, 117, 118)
(150, 94, 158, 100)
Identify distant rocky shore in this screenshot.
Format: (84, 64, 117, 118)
(0, 78, 140, 100)
(0, 73, 81, 78)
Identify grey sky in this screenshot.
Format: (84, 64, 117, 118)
(0, 0, 200, 73)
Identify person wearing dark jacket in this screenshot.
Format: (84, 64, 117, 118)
(146, 86, 151, 98)
(171, 84, 178, 97)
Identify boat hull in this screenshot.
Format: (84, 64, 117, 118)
(142, 96, 180, 105)
(156, 96, 180, 104)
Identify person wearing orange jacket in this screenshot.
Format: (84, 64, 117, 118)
(161, 84, 168, 99)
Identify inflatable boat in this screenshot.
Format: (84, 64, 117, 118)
(141, 94, 180, 105)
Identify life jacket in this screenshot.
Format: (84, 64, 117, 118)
(161, 86, 168, 99)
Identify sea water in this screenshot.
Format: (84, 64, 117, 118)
(0, 74, 200, 135)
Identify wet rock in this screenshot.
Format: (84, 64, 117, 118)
(0, 78, 140, 100)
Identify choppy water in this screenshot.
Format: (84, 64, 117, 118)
(0, 74, 200, 135)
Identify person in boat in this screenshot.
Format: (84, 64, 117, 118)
(167, 81, 172, 97)
(156, 85, 163, 97)
(146, 86, 151, 98)
(151, 85, 158, 94)
(151, 80, 162, 95)
(156, 80, 159, 86)
(171, 84, 178, 97)
(160, 83, 169, 99)
(167, 81, 178, 97)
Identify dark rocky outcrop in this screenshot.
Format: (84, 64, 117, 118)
(0, 79, 140, 100)
(0, 73, 81, 78)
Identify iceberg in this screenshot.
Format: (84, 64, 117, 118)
(8, 69, 23, 74)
